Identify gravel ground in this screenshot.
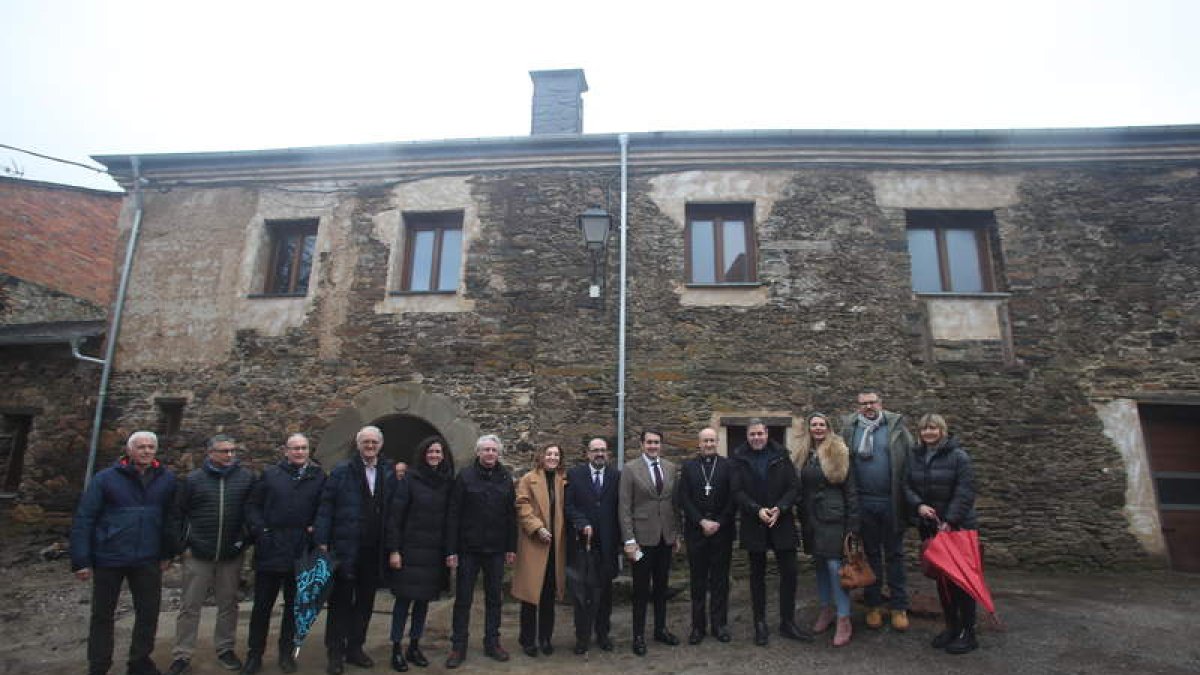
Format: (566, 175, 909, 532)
(3, 527, 1198, 675)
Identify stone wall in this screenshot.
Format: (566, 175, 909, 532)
(0, 345, 101, 511)
(0, 274, 105, 324)
(92, 162, 1200, 569)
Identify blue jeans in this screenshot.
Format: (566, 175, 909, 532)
(860, 500, 909, 610)
(813, 556, 851, 618)
(390, 594, 428, 643)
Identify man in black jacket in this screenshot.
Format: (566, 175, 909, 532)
(314, 425, 397, 675)
(563, 437, 620, 655)
(444, 434, 517, 668)
(241, 433, 325, 674)
(729, 420, 810, 647)
(676, 427, 735, 645)
(168, 435, 256, 675)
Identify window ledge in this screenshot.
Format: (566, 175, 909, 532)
(678, 282, 768, 307)
(246, 292, 308, 299)
(914, 291, 1010, 300)
(684, 282, 764, 289)
(388, 290, 458, 297)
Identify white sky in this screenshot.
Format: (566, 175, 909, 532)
(2, 0, 1198, 192)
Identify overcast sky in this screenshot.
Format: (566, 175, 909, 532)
(2, 0, 1198, 192)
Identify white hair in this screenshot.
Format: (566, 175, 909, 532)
(356, 426, 383, 443)
(126, 430, 158, 450)
(475, 434, 503, 453)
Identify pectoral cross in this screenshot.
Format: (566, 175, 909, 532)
(704, 484, 712, 496)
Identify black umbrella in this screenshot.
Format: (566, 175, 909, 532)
(566, 531, 604, 644)
(292, 545, 336, 658)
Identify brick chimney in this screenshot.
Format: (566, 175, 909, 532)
(529, 69, 588, 135)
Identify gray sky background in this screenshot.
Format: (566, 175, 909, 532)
(2, 0, 1198, 192)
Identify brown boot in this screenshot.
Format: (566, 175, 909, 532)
(812, 605, 836, 634)
(832, 617, 852, 647)
(865, 606, 884, 630)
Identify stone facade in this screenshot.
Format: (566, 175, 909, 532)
(85, 127, 1200, 570)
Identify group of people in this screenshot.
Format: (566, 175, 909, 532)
(69, 388, 981, 675)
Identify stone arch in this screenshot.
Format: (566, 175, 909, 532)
(315, 383, 479, 468)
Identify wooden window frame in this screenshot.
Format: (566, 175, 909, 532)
(0, 414, 32, 494)
(156, 398, 186, 438)
(720, 416, 791, 453)
(263, 219, 318, 296)
(401, 211, 464, 293)
(906, 210, 996, 293)
(685, 203, 757, 285)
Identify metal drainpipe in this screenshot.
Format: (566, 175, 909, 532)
(70, 338, 105, 366)
(616, 134, 629, 468)
(83, 157, 145, 489)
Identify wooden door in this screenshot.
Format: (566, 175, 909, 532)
(1139, 404, 1200, 572)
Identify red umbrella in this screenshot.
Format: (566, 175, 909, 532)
(920, 527, 997, 614)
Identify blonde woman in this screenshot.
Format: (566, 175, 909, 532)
(793, 413, 860, 647)
(513, 444, 567, 656)
(905, 413, 979, 655)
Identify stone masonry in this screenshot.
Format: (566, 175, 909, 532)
(82, 131, 1200, 571)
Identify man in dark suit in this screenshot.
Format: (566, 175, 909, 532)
(729, 419, 811, 647)
(564, 437, 621, 655)
(619, 428, 681, 656)
(314, 426, 398, 675)
(676, 427, 735, 645)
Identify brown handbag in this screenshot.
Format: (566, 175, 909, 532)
(839, 532, 877, 590)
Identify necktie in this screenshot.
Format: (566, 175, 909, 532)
(593, 470, 602, 492)
(652, 460, 663, 494)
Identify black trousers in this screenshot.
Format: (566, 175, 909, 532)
(519, 549, 557, 647)
(685, 531, 732, 633)
(519, 547, 557, 646)
(748, 548, 796, 624)
(325, 547, 380, 655)
(630, 542, 673, 638)
(247, 570, 297, 656)
(938, 577, 978, 629)
(451, 552, 505, 650)
(88, 563, 162, 675)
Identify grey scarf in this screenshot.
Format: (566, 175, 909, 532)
(855, 413, 885, 459)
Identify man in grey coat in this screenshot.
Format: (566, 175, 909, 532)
(841, 389, 915, 632)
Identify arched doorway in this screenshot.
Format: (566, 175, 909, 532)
(316, 383, 479, 469)
(372, 414, 442, 467)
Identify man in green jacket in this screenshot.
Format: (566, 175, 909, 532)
(167, 435, 256, 675)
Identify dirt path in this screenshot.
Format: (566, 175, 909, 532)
(3, 528, 1198, 675)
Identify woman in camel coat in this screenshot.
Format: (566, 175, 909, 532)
(513, 444, 567, 657)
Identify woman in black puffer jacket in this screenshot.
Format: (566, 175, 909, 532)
(384, 436, 455, 671)
(905, 413, 979, 655)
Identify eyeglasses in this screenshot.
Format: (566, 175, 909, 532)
(858, 400, 881, 407)
(211, 447, 236, 455)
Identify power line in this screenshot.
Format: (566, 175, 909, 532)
(0, 143, 112, 175)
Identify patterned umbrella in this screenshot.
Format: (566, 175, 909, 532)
(292, 545, 335, 658)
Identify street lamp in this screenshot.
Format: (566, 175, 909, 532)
(578, 207, 612, 299)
